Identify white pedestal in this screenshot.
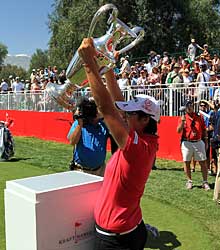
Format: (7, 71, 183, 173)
(4, 171, 103, 250)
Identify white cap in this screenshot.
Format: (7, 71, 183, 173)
(115, 94, 161, 122)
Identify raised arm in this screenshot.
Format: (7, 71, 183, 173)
(78, 38, 128, 149)
(67, 119, 83, 146)
(104, 69, 125, 102)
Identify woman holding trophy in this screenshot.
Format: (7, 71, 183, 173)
(46, 4, 157, 248)
(78, 37, 160, 250)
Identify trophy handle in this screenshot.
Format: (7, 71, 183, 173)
(116, 23, 145, 56)
(88, 4, 118, 37)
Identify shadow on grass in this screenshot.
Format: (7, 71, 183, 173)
(154, 167, 183, 172)
(8, 157, 32, 162)
(192, 182, 215, 190)
(145, 231, 181, 250)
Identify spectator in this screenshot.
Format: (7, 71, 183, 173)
(129, 71, 138, 87)
(168, 62, 183, 82)
(201, 44, 210, 61)
(189, 67, 197, 82)
(208, 100, 220, 176)
(12, 77, 24, 109)
(166, 63, 183, 114)
(147, 67, 160, 87)
(145, 56, 155, 74)
(177, 100, 210, 190)
(8, 75, 13, 90)
(31, 78, 41, 110)
(67, 97, 109, 177)
(208, 72, 218, 100)
(160, 66, 169, 87)
(196, 64, 210, 100)
(24, 80, 31, 91)
(198, 100, 212, 173)
(117, 72, 130, 90)
(213, 81, 220, 103)
(182, 69, 192, 84)
(120, 56, 131, 74)
(198, 55, 208, 68)
(187, 38, 204, 62)
(182, 58, 190, 71)
(0, 79, 9, 93)
(212, 54, 220, 72)
(58, 70, 67, 84)
(137, 69, 148, 91)
(193, 61, 201, 76)
(30, 69, 36, 84)
(78, 38, 160, 250)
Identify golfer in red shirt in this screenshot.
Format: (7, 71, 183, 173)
(78, 38, 160, 250)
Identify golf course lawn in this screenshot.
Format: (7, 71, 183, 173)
(0, 137, 219, 250)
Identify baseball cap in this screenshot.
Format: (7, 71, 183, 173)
(174, 63, 180, 68)
(115, 94, 160, 122)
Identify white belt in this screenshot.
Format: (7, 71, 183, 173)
(95, 220, 141, 236)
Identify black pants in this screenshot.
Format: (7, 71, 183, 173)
(94, 220, 147, 250)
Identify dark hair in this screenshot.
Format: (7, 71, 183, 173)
(136, 111, 157, 135)
(75, 98, 98, 124)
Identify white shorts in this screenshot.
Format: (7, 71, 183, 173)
(181, 140, 207, 162)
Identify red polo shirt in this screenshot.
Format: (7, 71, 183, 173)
(178, 112, 206, 141)
(94, 130, 158, 233)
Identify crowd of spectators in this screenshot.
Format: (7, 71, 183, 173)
(0, 66, 65, 95)
(115, 39, 220, 93)
(1, 38, 220, 110)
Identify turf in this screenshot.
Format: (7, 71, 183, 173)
(0, 137, 219, 250)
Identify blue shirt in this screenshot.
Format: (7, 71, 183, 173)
(208, 109, 220, 138)
(67, 119, 109, 169)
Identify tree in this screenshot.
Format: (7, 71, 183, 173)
(47, 0, 220, 67)
(48, 0, 100, 70)
(0, 64, 27, 81)
(0, 42, 8, 67)
(29, 49, 49, 74)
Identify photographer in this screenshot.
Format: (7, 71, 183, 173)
(67, 97, 109, 176)
(177, 100, 210, 190)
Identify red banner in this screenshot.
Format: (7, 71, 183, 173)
(0, 110, 182, 162)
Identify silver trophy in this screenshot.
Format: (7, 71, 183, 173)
(46, 3, 145, 110)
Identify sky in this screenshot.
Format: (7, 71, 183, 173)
(0, 0, 54, 56)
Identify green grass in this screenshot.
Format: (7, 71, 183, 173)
(0, 137, 219, 250)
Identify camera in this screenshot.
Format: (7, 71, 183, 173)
(73, 112, 84, 120)
(179, 100, 193, 113)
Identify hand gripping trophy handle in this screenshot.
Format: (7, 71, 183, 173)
(46, 3, 145, 110)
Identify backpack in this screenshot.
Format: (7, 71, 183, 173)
(167, 73, 178, 84)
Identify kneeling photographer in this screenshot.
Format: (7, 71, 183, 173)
(67, 97, 109, 176)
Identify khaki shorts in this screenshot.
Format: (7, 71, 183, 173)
(181, 140, 207, 162)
